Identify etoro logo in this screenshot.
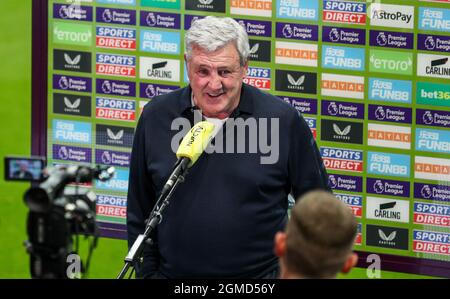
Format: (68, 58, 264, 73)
(369, 50, 413, 75)
(53, 22, 92, 47)
(368, 3, 414, 29)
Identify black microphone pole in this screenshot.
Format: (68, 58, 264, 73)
(117, 158, 190, 279)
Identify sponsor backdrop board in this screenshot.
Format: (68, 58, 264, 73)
(39, 0, 450, 276)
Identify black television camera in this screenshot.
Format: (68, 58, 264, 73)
(4, 156, 115, 278)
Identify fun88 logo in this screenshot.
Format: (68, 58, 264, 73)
(96, 53, 136, 78)
(140, 29, 180, 55)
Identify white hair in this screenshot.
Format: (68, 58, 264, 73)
(185, 16, 250, 66)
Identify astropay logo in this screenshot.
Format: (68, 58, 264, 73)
(139, 57, 180, 82)
(369, 3, 414, 29)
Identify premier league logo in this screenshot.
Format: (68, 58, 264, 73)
(282, 24, 293, 38)
(145, 85, 156, 98)
(102, 80, 112, 94)
(327, 102, 338, 116)
(58, 146, 69, 160)
(421, 185, 432, 199)
(424, 36, 436, 50)
(375, 106, 386, 120)
(422, 111, 434, 125)
(376, 32, 388, 46)
(102, 9, 113, 23)
(329, 28, 340, 42)
(328, 175, 337, 189)
(101, 151, 112, 164)
(59, 76, 69, 90)
(146, 13, 157, 26)
(374, 180, 384, 194)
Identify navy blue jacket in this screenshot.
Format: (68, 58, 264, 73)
(127, 84, 329, 278)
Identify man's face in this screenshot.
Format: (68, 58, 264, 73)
(186, 43, 248, 119)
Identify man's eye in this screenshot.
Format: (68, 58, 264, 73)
(219, 70, 231, 76)
(198, 69, 209, 76)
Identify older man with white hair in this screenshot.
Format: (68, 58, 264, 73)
(127, 16, 329, 279)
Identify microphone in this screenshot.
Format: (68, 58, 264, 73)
(160, 121, 215, 197)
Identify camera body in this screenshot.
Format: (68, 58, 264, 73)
(5, 156, 115, 278)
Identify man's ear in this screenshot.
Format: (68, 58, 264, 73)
(341, 253, 358, 274)
(242, 61, 248, 79)
(274, 232, 286, 258)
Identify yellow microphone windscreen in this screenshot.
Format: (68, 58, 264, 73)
(176, 121, 215, 167)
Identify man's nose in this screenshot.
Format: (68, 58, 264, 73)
(208, 72, 223, 90)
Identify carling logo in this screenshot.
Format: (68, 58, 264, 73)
(369, 49, 413, 75)
(140, 11, 180, 29)
(369, 78, 412, 104)
(53, 75, 91, 93)
(275, 70, 316, 94)
(322, 26, 365, 45)
(321, 119, 363, 145)
(277, 96, 317, 115)
(368, 3, 414, 29)
(95, 149, 131, 167)
(368, 105, 412, 124)
(417, 82, 450, 108)
(140, 29, 180, 54)
(320, 146, 363, 172)
(185, 0, 226, 13)
(369, 30, 413, 49)
(335, 193, 362, 217)
(235, 19, 272, 37)
(368, 123, 411, 150)
(244, 67, 271, 90)
(366, 224, 409, 250)
(418, 34, 450, 53)
(96, 124, 134, 148)
(96, 53, 136, 78)
(327, 174, 362, 193)
(95, 169, 129, 192)
(414, 202, 450, 228)
(321, 73, 364, 99)
(96, 78, 136, 97)
(276, 0, 318, 21)
(416, 128, 450, 154)
(140, 83, 179, 99)
(96, 7, 136, 25)
(53, 49, 91, 73)
(366, 196, 410, 223)
(248, 39, 271, 62)
(139, 57, 180, 82)
(53, 22, 92, 47)
(275, 41, 317, 67)
(232, 0, 272, 17)
(419, 7, 450, 32)
(53, 93, 91, 117)
(53, 4, 93, 21)
(413, 230, 450, 256)
(275, 22, 318, 41)
(321, 100, 364, 119)
(53, 119, 91, 144)
(96, 26, 136, 50)
(141, 0, 180, 9)
(414, 182, 450, 203)
(417, 53, 450, 79)
(322, 45, 365, 71)
(96, 194, 127, 223)
(415, 156, 450, 183)
(52, 144, 92, 163)
(96, 97, 136, 121)
(323, 0, 366, 25)
(417, 109, 450, 128)
(367, 152, 410, 178)
(367, 178, 410, 198)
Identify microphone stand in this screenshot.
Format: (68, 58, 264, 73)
(117, 159, 190, 279)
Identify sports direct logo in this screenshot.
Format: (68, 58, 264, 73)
(232, 0, 272, 17)
(304, 117, 317, 139)
(368, 123, 411, 150)
(368, 4, 414, 29)
(96, 26, 136, 50)
(335, 193, 362, 217)
(321, 73, 364, 99)
(96, 194, 127, 223)
(96, 97, 135, 121)
(413, 230, 450, 256)
(275, 41, 317, 67)
(414, 202, 450, 227)
(96, 53, 136, 78)
(323, 0, 366, 25)
(320, 146, 363, 172)
(415, 156, 450, 183)
(327, 174, 362, 193)
(244, 67, 271, 90)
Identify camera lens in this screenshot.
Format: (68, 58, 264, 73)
(23, 187, 51, 213)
